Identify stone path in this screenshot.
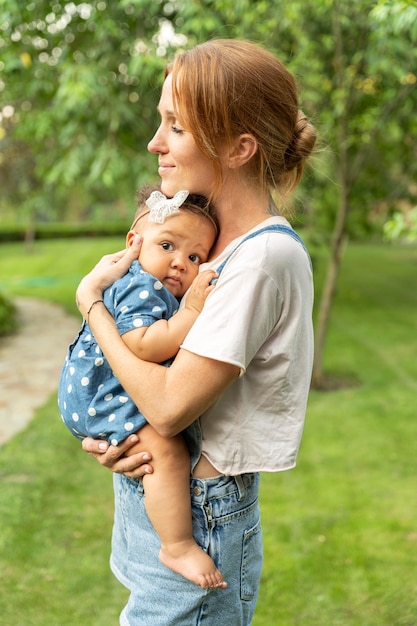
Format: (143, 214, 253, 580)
(0, 297, 80, 446)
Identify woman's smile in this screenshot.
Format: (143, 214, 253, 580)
(158, 162, 175, 177)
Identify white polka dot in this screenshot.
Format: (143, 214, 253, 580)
(81, 377, 89, 387)
(63, 401, 67, 410)
(95, 346, 100, 354)
(69, 367, 75, 376)
(133, 319, 144, 327)
(85, 334, 92, 341)
(153, 280, 163, 290)
(72, 413, 79, 422)
(124, 422, 134, 432)
(98, 384, 104, 391)
(67, 384, 72, 393)
(110, 438, 119, 446)
(104, 393, 113, 402)
(152, 306, 162, 313)
(77, 349, 86, 358)
(108, 414, 116, 422)
(95, 357, 104, 366)
(88, 408, 96, 416)
(120, 305, 129, 314)
(139, 290, 149, 299)
(119, 396, 128, 404)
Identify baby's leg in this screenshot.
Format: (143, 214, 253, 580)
(125, 424, 226, 589)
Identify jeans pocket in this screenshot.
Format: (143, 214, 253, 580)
(240, 516, 263, 601)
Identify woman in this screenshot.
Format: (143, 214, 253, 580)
(77, 39, 317, 625)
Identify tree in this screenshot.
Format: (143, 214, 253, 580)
(281, 0, 417, 387)
(1, 0, 416, 385)
(0, 1, 183, 221)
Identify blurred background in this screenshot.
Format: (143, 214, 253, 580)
(1, 1, 417, 625)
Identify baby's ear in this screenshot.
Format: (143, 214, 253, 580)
(126, 231, 135, 248)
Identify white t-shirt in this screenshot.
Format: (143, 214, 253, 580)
(181, 217, 314, 475)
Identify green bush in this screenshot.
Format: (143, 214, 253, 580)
(0, 292, 18, 337)
(0, 221, 131, 243)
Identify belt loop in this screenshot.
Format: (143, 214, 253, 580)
(235, 474, 246, 501)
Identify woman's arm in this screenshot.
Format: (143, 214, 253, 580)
(76, 238, 239, 438)
(85, 301, 238, 437)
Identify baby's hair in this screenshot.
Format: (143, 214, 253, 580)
(131, 183, 219, 235)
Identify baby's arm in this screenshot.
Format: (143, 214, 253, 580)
(122, 269, 217, 363)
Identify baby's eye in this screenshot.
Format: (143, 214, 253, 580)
(189, 254, 201, 264)
(161, 242, 174, 251)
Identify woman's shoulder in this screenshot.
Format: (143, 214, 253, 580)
(226, 218, 310, 272)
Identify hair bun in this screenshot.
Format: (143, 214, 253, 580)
(284, 110, 317, 172)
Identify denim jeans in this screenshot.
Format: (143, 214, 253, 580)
(110, 470, 262, 625)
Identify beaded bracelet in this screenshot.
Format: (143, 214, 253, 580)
(86, 299, 104, 322)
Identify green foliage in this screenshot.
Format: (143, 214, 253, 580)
(0, 0, 416, 236)
(372, 0, 417, 39)
(0, 0, 169, 217)
(384, 206, 417, 241)
(0, 291, 18, 336)
(286, 0, 417, 235)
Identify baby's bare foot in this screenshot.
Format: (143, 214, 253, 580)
(160, 541, 227, 589)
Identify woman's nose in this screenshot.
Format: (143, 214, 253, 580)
(147, 125, 165, 154)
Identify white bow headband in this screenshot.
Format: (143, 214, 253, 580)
(145, 190, 189, 224)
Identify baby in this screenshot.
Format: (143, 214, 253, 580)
(58, 186, 226, 589)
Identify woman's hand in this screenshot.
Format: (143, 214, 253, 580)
(82, 433, 154, 479)
(76, 235, 143, 318)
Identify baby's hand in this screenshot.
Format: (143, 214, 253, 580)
(184, 269, 218, 313)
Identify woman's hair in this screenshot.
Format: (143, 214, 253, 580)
(132, 183, 218, 235)
(167, 39, 317, 203)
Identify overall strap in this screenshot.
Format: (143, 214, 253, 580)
(215, 224, 311, 278)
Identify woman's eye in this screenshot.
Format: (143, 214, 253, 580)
(161, 242, 174, 251)
(171, 125, 184, 134)
(189, 254, 201, 264)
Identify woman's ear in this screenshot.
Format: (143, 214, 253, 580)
(228, 134, 258, 169)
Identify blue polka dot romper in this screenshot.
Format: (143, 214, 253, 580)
(58, 261, 179, 445)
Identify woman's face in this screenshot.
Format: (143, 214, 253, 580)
(147, 74, 217, 198)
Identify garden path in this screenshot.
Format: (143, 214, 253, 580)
(0, 297, 80, 446)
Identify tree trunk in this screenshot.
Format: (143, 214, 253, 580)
(311, 0, 350, 390)
(24, 214, 36, 254)
(311, 183, 349, 389)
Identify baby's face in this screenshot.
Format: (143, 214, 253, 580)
(129, 211, 216, 298)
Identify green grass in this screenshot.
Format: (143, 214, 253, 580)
(0, 237, 122, 314)
(1, 238, 417, 625)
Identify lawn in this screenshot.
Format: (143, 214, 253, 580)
(0, 238, 416, 625)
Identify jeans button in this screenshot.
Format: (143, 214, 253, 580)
(193, 486, 202, 496)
